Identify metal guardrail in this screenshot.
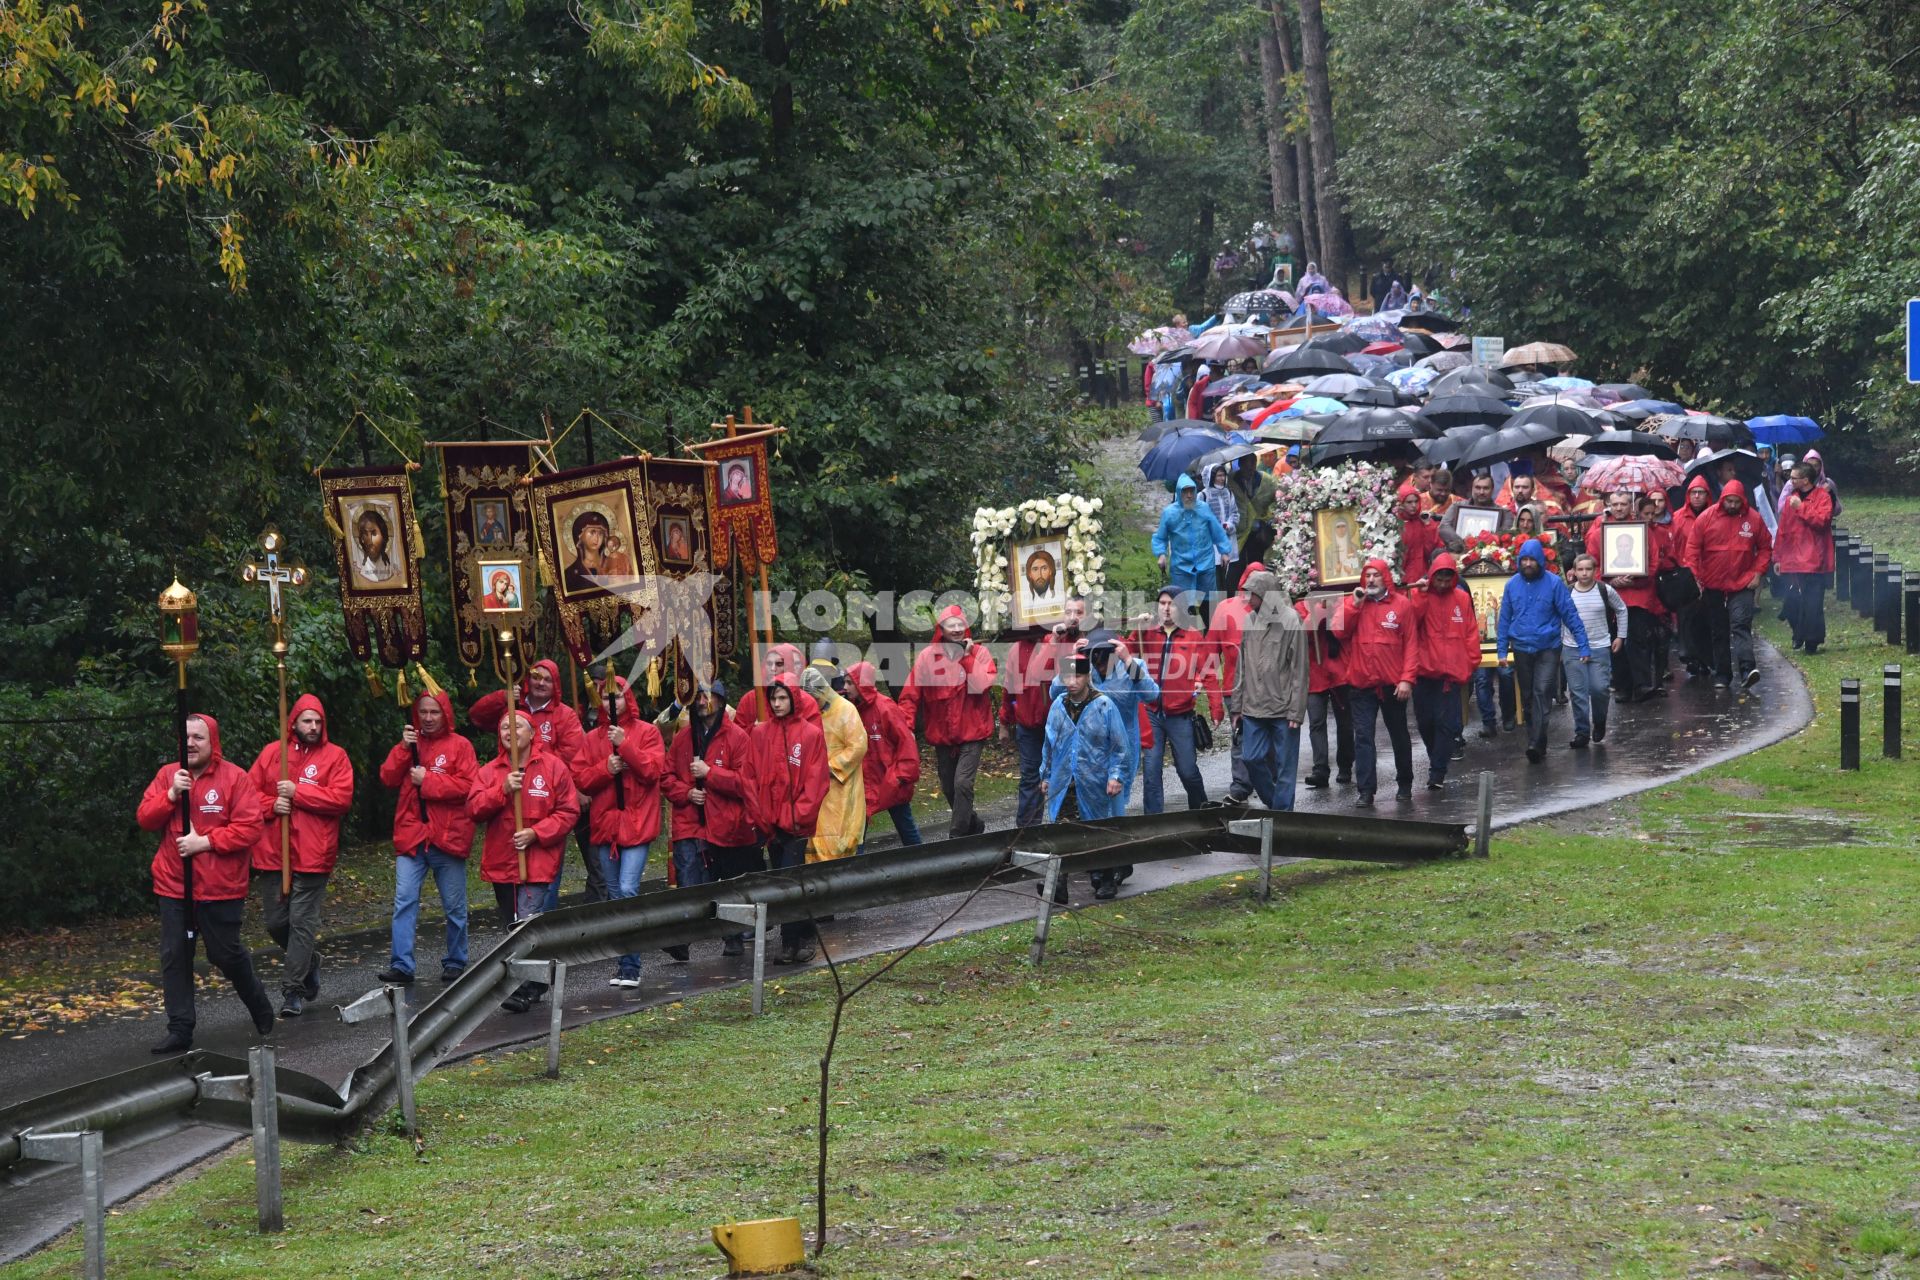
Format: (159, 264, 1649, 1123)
(0, 800, 1474, 1271)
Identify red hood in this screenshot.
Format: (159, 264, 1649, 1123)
(1426, 552, 1460, 587)
(846, 661, 882, 702)
(494, 709, 534, 758)
(188, 711, 224, 766)
(286, 692, 329, 745)
(1686, 474, 1712, 504)
(1364, 557, 1394, 582)
(1237, 561, 1268, 591)
(411, 690, 456, 739)
(518, 657, 563, 708)
(761, 643, 806, 687)
(936, 604, 973, 640)
(600, 675, 640, 726)
(1719, 479, 1749, 511)
(766, 671, 804, 719)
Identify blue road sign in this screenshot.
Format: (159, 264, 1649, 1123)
(1909, 299, 1920, 383)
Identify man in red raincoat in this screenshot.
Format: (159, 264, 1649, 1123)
(247, 693, 354, 1018)
(1410, 553, 1479, 790)
(137, 712, 276, 1053)
(1669, 475, 1715, 677)
(1205, 562, 1266, 804)
(467, 657, 594, 903)
(1333, 558, 1418, 806)
(1585, 488, 1672, 702)
(661, 682, 764, 956)
(897, 605, 998, 838)
(747, 673, 829, 963)
(375, 690, 477, 985)
(1774, 463, 1834, 655)
(847, 661, 923, 846)
(1685, 480, 1773, 689)
(468, 709, 581, 1011)
(575, 676, 668, 986)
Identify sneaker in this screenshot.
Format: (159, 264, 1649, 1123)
(721, 938, 744, 958)
(500, 983, 538, 1013)
(1478, 726, 1497, 740)
(1500, 720, 1517, 733)
(441, 966, 466, 982)
(1093, 880, 1118, 901)
(1569, 737, 1589, 750)
(1743, 669, 1762, 689)
(609, 973, 640, 989)
(1450, 746, 1467, 761)
(1395, 786, 1412, 802)
(375, 967, 415, 986)
(789, 943, 817, 964)
(150, 1032, 193, 1055)
(663, 944, 691, 963)
(279, 993, 305, 1019)
(1426, 779, 1445, 791)
(771, 943, 800, 966)
(1713, 677, 1731, 689)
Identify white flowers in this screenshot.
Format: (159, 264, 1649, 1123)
(1266, 461, 1401, 600)
(971, 493, 1108, 631)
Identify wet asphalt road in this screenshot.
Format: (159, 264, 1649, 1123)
(0, 643, 1810, 1261)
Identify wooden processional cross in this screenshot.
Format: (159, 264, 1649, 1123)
(241, 528, 308, 896)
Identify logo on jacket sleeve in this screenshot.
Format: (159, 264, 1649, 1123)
(204, 788, 220, 804)
(539, 722, 554, 740)
(529, 773, 550, 798)
(433, 753, 447, 769)
(1382, 610, 1400, 630)
(304, 762, 318, 779)
(788, 745, 803, 766)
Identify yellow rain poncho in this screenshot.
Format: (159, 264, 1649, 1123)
(802, 667, 868, 861)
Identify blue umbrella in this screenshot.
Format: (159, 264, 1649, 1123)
(1538, 375, 1595, 392)
(1746, 414, 1823, 446)
(1278, 395, 1349, 417)
(1139, 424, 1231, 484)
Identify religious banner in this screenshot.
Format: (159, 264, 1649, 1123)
(317, 466, 427, 667)
(527, 457, 659, 665)
(640, 456, 732, 698)
(432, 441, 538, 677)
(695, 434, 778, 568)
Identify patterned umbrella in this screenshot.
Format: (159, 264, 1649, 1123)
(1583, 455, 1686, 494)
(1129, 325, 1192, 356)
(1498, 341, 1578, 369)
(1191, 326, 1271, 362)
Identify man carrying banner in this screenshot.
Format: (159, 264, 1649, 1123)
(247, 694, 354, 1018)
(469, 709, 581, 1011)
(375, 689, 477, 985)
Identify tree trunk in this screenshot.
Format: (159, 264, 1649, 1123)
(1295, 0, 1352, 291)
(763, 0, 793, 149)
(1256, 5, 1306, 268)
(1270, 1, 1319, 270)
(1185, 90, 1217, 309)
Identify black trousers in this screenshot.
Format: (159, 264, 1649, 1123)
(768, 832, 815, 946)
(1783, 572, 1827, 649)
(1615, 606, 1659, 698)
(158, 896, 270, 1039)
(1512, 650, 1559, 755)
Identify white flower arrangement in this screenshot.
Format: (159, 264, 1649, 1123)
(1267, 462, 1401, 600)
(972, 493, 1107, 632)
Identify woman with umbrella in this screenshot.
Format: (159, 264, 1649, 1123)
(1151, 474, 1235, 606)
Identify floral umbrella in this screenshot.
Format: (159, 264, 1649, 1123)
(1583, 454, 1686, 495)
(1191, 326, 1271, 362)
(1128, 325, 1192, 356)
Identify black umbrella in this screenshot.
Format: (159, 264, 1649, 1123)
(1396, 331, 1441, 357)
(1303, 331, 1370, 355)
(1580, 430, 1678, 459)
(1154, 344, 1197, 365)
(1456, 420, 1568, 471)
(1309, 407, 1436, 467)
(1192, 443, 1260, 477)
(1419, 425, 1495, 467)
(1338, 385, 1403, 408)
(1507, 402, 1599, 437)
(1430, 366, 1514, 396)
(1660, 414, 1754, 450)
(1419, 394, 1515, 430)
(1397, 311, 1461, 333)
(1686, 448, 1766, 497)
(1597, 382, 1652, 401)
(1265, 346, 1358, 378)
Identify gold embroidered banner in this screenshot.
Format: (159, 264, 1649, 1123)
(432, 441, 538, 675)
(527, 457, 660, 666)
(317, 465, 427, 666)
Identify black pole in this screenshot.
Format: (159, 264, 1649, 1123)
(1854, 548, 1875, 617)
(1840, 678, 1861, 771)
(1906, 577, 1919, 657)
(1834, 533, 1851, 602)
(1885, 665, 1902, 760)
(176, 681, 195, 940)
(409, 714, 429, 824)
(1886, 567, 1905, 645)
(1874, 555, 1892, 630)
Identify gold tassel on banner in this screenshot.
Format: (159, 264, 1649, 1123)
(394, 665, 410, 708)
(364, 661, 388, 698)
(646, 656, 662, 700)
(467, 666, 478, 688)
(410, 516, 428, 564)
(415, 662, 446, 698)
(322, 503, 345, 541)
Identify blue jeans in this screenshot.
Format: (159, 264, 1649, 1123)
(1241, 716, 1301, 811)
(1473, 667, 1515, 729)
(887, 803, 923, 845)
(389, 846, 469, 977)
(589, 841, 651, 974)
(1562, 645, 1612, 740)
(671, 838, 711, 888)
(1143, 706, 1209, 813)
(1014, 723, 1046, 827)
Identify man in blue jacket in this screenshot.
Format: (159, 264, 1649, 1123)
(1049, 628, 1157, 896)
(1152, 473, 1234, 608)
(1497, 538, 1591, 764)
(1039, 652, 1133, 901)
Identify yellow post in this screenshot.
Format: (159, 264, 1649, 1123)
(710, 1218, 805, 1275)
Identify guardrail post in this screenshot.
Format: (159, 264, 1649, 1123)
(1885, 665, 1902, 759)
(1886, 567, 1904, 644)
(1834, 533, 1851, 601)
(19, 1130, 106, 1280)
(1854, 548, 1875, 617)
(1475, 771, 1494, 859)
(503, 959, 566, 1077)
(387, 988, 417, 1135)
(249, 1045, 283, 1232)
(1257, 817, 1274, 902)
(716, 904, 769, 1016)
(1840, 678, 1861, 770)
(1011, 851, 1062, 968)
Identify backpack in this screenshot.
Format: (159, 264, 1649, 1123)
(1655, 564, 1701, 612)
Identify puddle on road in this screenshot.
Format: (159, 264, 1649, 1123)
(1666, 811, 1867, 850)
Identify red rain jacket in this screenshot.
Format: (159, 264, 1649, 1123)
(1332, 560, 1418, 690)
(734, 644, 821, 726)
(465, 658, 590, 778)
(575, 677, 668, 849)
(1410, 555, 1481, 685)
(137, 713, 266, 901)
(1000, 632, 1070, 730)
(1130, 622, 1213, 716)
(1585, 515, 1672, 615)
(746, 674, 830, 837)
(247, 693, 355, 876)
(1398, 487, 1443, 583)
(466, 725, 581, 885)
(377, 691, 478, 858)
(1685, 482, 1773, 591)
(1294, 600, 1347, 695)
(1203, 561, 1267, 715)
(662, 708, 760, 847)
(897, 606, 999, 746)
(849, 663, 920, 814)
(1773, 484, 1835, 574)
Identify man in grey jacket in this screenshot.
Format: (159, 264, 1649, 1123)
(1234, 570, 1311, 811)
(1438, 472, 1515, 552)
